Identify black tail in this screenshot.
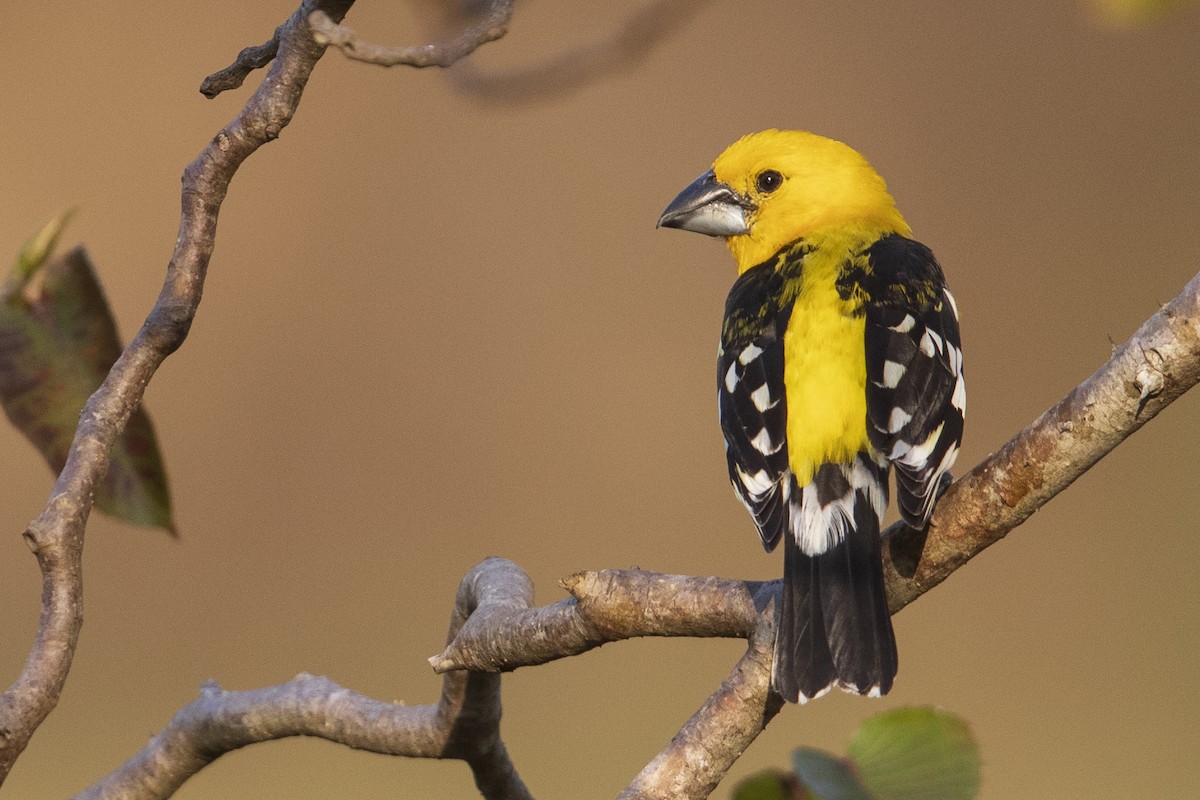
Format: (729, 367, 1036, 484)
(773, 485, 897, 703)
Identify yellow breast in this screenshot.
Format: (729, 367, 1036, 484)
(782, 236, 870, 485)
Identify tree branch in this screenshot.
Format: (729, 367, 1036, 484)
(0, 0, 356, 785)
(308, 1, 514, 68)
(617, 614, 783, 800)
(426, 269, 1200, 798)
(429, 569, 772, 673)
(71, 269, 1200, 798)
(75, 559, 531, 800)
(13, 0, 1197, 794)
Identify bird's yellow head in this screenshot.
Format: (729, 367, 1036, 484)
(658, 130, 910, 273)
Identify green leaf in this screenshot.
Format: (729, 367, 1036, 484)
(846, 707, 980, 800)
(1088, 0, 1199, 27)
(14, 208, 77, 281)
(733, 770, 809, 800)
(791, 748, 872, 800)
(0, 220, 174, 534)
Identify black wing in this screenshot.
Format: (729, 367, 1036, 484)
(718, 260, 793, 552)
(859, 235, 965, 527)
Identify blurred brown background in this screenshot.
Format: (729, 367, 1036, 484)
(2, 1, 1198, 797)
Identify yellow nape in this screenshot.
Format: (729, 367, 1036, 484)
(711, 130, 911, 273)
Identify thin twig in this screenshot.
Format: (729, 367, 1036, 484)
(72, 676, 441, 800)
(309, 0, 514, 68)
(199, 28, 283, 98)
(448, 0, 713, 105)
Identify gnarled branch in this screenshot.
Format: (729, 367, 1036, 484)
(72, 269, 1199, 798)
(430, 569, 771, 673)
(0, 0, 357, 786)
(10, 0, 1198, 795)
(75, 559, 530, 800)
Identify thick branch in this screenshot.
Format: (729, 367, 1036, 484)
(430, 569, 773, 673)
(309, 1, 514, 68)
(0, 0, 355, 785)
(618, 616, 783, 800)
(77, 559, 531, 800)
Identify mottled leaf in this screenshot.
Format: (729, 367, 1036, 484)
(0, 214, 174, 533)
(791, 748, 872, 800)
(847, 707, 980, 800)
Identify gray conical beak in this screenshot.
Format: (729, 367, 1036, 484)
(657, 170, 751, 237)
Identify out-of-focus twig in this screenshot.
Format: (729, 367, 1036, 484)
(308, 0, 514, 67)
(447, 0, 714, 105)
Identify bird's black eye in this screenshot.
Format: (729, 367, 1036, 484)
(755, 169, 783, 194)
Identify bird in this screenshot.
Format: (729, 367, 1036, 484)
(658, 130, 965, 703)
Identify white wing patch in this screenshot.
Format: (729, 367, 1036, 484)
(750, 383, 775, 411)
(738, 343, 764, 364)
(750, 427, 779, 455)
(724, 361, 739, 393)
(736, 465, 773, 497)
(887, 406, 913, 434)
(881, 360, 905, 389)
